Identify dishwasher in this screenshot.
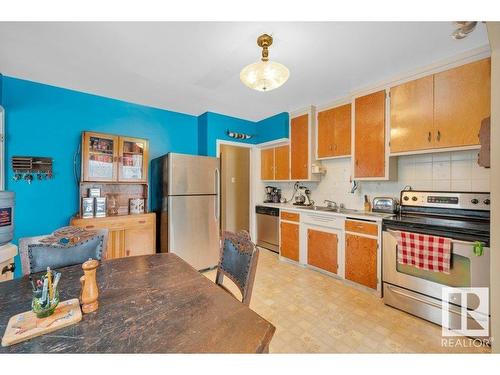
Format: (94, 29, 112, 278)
(256, 206, 279, 253)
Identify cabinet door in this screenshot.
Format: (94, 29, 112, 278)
(82, 132, 119, 182)
(280, 221, 299, 261)
(261, 148, 275, 180)
(118, 136, 149, 182)
(390, 76, 434, 153)
(317, 108, 334, 158)
(290, 114, 309, 180)
(345, 234, 377, 289)
(274, 145, 290, 180)
(354, 91, 386, 178)
(125, 227, 155, 257)
(307, 229, 338, 274)
(434, 58, 490, 148)
(332, 103, 352, 157)
(106, 229, 126, 260)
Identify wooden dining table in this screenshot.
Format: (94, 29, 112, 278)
(0, 253, 275, 353)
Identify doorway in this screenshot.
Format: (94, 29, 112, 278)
(219, 144, 250, 233)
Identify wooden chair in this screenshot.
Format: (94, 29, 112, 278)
(215, 230, 259, 306)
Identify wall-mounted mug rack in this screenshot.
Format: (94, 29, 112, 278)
(11, 156, 53, 184)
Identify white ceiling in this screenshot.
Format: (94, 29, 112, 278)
(0, 22, 490, 121)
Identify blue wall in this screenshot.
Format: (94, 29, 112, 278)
(198, 112, 257, 157)
(1, 76, 289, 277)
(255, 112, 289, 144)
(2, 77, 200, 276)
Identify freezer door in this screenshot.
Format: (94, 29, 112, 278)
(167, 153, 219, 196)
(168, 195, 220, 270)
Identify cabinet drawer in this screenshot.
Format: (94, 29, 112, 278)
(345, 220, 378, 236)
(281, 211, 300, 222)
(302, 213, 343, 229)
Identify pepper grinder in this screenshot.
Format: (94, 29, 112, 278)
(80, 259, 99, 314)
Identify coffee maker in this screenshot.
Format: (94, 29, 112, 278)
(264, 186, 274, 203)
(272, 188, 282, 203)
(264, 186, 282, 203)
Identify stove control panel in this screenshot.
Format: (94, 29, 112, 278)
(401, 191, 490, 211)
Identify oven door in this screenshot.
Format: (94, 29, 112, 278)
(383, 229, 490, 303)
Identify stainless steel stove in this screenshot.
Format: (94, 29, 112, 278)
(382, 190, 490, 336)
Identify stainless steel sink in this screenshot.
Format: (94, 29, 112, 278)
(297, 205, 360, 213)
(294, 205, 394, 218)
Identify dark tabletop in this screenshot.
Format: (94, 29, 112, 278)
(0, 253, 275, 353)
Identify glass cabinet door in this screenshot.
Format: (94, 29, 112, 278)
(82, 132, 119, 182)
(118, 136, 148, 182)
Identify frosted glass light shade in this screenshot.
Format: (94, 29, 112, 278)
(240, 60, 290, 92)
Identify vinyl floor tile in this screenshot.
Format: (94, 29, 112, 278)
(203, 249, 490, 354)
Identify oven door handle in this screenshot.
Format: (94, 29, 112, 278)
(386, 285, 462, 315)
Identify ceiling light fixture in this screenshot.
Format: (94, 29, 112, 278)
(240, 34, 290, 92)
(451, 21, 478, 40)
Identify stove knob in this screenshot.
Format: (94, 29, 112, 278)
(411, 196, 418, 202)
(471, 198, 479, 205)
(403, 196, 409, 201)
(484, 198, 490, 205)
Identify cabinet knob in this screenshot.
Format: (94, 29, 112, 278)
(428, 131, 431, 142)
(85, 225, 95, 229)
(436, 130, 441, 142)
(138, 220, 146, 224)
(126, 250, 130, 256)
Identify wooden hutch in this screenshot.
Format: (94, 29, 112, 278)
(71, 131, 156, 259)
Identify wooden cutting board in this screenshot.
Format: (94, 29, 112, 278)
(1, 298, 82, 347)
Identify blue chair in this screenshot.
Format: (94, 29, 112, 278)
(19, 228, 108, 275)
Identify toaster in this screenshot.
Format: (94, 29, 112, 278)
(372, 197, 399, 213)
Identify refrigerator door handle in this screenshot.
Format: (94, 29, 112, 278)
(215, 168, 220, 221)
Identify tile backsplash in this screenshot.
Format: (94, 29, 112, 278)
(256, 149, 490, 210)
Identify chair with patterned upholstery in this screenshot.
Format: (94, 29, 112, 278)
(215, 230, 259, 306)
(19, 227, 108, 275)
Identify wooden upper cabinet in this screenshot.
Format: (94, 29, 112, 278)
(354, 91, 386, 178)
(82, 132, 149, 183)
(118, 136, 149, 183)
(274, 145, 290, 180)
(290, 114, 309, 180)
(434, 58, 491, 148)
(333, 104, 352, 157)
(317, 109, 334, 158)
(345, 233, 378, 289)
(390, 76, 434, 153)
(307, 229, 338, 274)
(260, 148, 274, 180)
(317, 104, 351, 158)
(82, 132, 119, 182)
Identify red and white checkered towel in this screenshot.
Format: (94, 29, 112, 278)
(396, 231, 451, 274)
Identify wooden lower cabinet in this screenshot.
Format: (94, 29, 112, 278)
(345, 233, 378, 289)
(307, 229, 338, 274)
(280, 221, 299, 261)
(71, 213, 156, 260)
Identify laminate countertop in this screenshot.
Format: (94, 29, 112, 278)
(258, 202, 394, 222)
(0, 254, 275, 353)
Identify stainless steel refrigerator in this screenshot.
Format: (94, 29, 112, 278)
(151, 153, 220, 270)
